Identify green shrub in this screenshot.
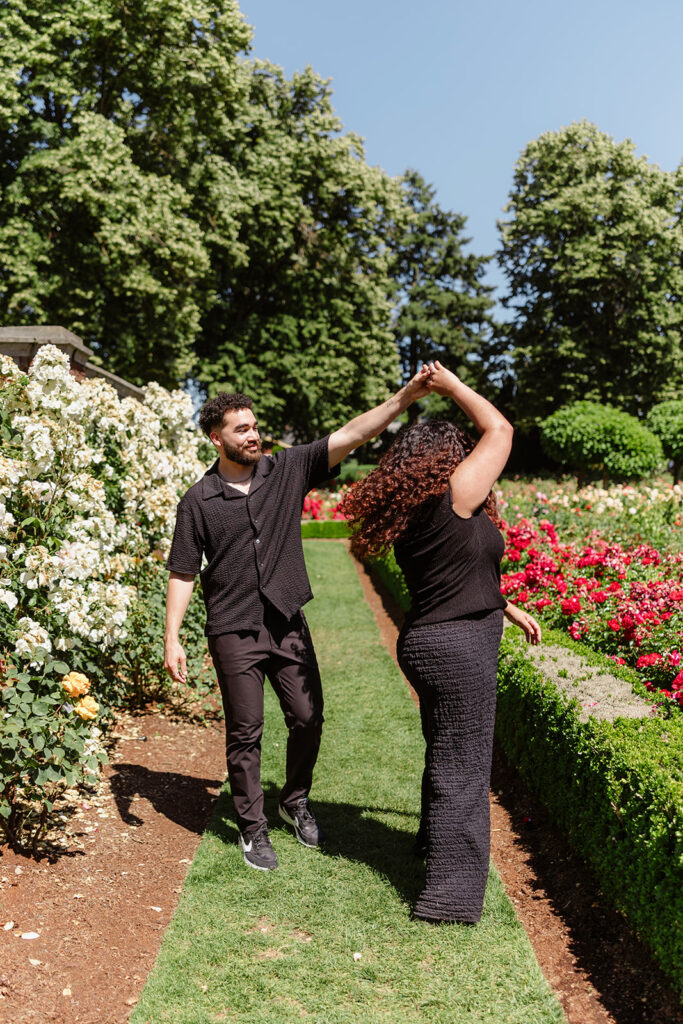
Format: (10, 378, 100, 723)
(336, 459, 376, 485)
(495, 629, 683, 994)
(646, 400, 683, 482)
(368, 548, 411, 612)
(540, 401, 663, 480)
(0, 653, 108, 852)
(108, 562, 213, 711)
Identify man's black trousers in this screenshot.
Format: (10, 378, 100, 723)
(208, 607, 324, 834)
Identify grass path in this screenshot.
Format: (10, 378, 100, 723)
(131, 543, 565, 1024)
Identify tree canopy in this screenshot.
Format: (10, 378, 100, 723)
(0, 0, 405, 437)
(390, 171, 496, 421)
(497, 120, 683, 429)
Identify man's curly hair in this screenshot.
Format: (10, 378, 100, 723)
(198, 392, 254, 437)
(341, 420, 501, 559)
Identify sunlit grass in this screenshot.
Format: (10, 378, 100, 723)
(132, 542, 564, 1024)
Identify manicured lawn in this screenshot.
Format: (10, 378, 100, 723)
(132, 542, 564, 1024)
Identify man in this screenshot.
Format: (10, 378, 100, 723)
(164, 367, 431, 870)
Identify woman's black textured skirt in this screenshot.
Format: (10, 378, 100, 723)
(397, 609, 504, 923)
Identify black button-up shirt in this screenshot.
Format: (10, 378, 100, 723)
(166, 437, 338, 635)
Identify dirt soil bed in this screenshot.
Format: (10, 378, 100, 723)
(1, 544, 680, 1024)
(0, 712, 226, 1024)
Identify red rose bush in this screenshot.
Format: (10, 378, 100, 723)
(501, 516, 683, 710)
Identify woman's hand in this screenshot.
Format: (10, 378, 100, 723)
(424, 360, 461, 397)
(504, 602, 542, 645)
(404, 363, 433, 401)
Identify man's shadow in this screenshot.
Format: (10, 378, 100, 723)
(208, 781, 425, 906)
(109, 763, 223, 835)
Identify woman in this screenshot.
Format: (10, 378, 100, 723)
(343, 361, 540, 924)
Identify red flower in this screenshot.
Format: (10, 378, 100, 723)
(636, 653, 662, 668)
(607, 619, 620, 631)
(561, 596, 581, 615)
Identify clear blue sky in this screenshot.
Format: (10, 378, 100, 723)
(240, 0, 683, 297)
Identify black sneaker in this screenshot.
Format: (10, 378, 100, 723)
(278, 798, 325, 848)
(238, 825, 279, 871)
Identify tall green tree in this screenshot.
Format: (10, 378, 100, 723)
(497, 120, 683, 429)
(0, 0, 403, 435)
(196, 66, 405, 440)
(390, 171, 496, 421)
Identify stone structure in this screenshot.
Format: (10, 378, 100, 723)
(0, 326, 144, 401)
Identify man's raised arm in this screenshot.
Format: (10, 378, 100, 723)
(327, 366, 432, 469)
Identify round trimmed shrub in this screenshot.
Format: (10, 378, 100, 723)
(645, 400, 683, 482)
(540, 401, 663, 481)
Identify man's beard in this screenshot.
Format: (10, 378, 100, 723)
(223, 439, 262, 466)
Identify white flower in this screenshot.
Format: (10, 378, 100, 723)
(0, 587, 18, 610)
(0, 456, 25, 498)
(2, 349, 209, 669)
(20, 545, 60, 590)
(14, 616, 52, 662)
(14, 417, 56, 474)
(0, 502, 15, 537)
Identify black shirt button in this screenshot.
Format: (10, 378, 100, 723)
(255, 538, 261, 545)
(259, 562, 264, 568)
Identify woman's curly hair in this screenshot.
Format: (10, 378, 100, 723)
(342, 420, 501, 559)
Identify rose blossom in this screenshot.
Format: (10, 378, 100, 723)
(74, 696, 99, 721)
(61, 672, 91, 699)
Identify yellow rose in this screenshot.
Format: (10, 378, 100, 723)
(61, 672, 91, 699)
(74, 696, 99, 721)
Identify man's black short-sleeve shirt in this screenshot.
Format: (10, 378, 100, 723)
(166, 437, 337, 635)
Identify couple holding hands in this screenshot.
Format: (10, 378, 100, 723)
(164, 361, 540, 925)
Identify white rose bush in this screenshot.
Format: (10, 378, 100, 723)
(0, 346, 210, 850)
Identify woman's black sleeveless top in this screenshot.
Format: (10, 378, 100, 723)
(394, 488, 506, 628)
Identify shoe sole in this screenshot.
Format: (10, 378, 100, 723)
(278, 805, 320, 848)
(238, 838, 278, 871)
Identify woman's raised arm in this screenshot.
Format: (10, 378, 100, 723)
(426, 361, 513, 518)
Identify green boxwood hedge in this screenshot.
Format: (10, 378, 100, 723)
(300, 520, 350, 539)
(368, 549, 683, 994)
(496, 630, 683, 993)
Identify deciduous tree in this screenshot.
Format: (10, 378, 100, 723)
(0, 1, 403, 433)
(390, 171, 496, 421)
(497, 121, 683, 429)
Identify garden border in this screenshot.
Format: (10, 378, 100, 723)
(362, 543, 683, 996)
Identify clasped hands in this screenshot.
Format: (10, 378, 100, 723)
(406, 360, 459, 400)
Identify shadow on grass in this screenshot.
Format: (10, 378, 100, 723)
(206, 782, 424, 906)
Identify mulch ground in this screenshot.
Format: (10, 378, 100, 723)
(0, 544, 680, 1024)
(0, 712, 226, 1024)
